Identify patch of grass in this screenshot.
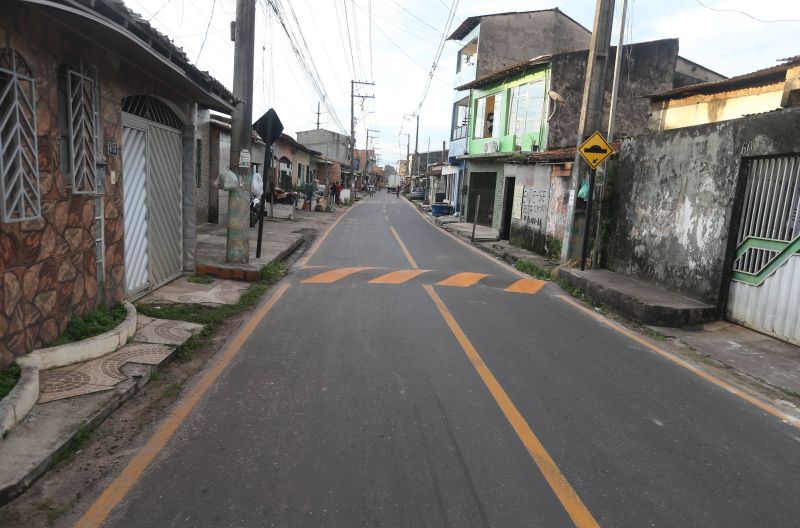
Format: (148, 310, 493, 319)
(50, 425, 93, 468)
(187, 275, 215, 285)
(33, 498, 69, 526)
(149, 367, 164, 381)
(47, 303, 127, 347)
(515, 260, 552, 281)
(0, 361, 21, 400)
(137, 262, 286, 360)
(163, 381, 183, 398)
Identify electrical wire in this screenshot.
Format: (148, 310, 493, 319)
(333, 0, 356, 79)
(196, 0, 217, 63)
(694, 0, 800, 24)
(264, 0, 348, 133)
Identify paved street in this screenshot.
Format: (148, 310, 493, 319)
(84, 195, 800, 527)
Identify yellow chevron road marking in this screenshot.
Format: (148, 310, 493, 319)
(368, 269, 431, 284)
(301, 267, 373, 284)
(436, 272, 489, 288)
(505, 278, 546, 295)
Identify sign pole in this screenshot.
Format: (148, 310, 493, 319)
(580, 168, 596, 271)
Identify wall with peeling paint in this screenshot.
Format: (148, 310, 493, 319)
(605, 107, 800, 309)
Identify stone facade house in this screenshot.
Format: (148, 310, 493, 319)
(0, 1, 235, 369)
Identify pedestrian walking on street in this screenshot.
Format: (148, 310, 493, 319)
(330, 182, 338, 205)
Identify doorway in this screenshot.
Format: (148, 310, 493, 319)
(499, 176, 516, 240)
(468, 172, 496, 227)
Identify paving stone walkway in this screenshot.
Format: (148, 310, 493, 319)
(38, 316, 202, 403)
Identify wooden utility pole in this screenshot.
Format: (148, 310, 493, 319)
(560, 0, 616, 263)
(226, 0, 256, 263)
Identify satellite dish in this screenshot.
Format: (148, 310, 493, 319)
(548, 90, 566, 105)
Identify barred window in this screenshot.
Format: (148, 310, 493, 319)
(67, 67, 100, 194)
(0, 48, 41, 222)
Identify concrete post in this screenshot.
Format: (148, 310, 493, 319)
(226, 0, 256, 263)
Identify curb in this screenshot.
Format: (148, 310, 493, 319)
(18, 302, 138, 371)
(0, 367, 150, 507)
(197, 236, 306, 282)
(1, 302, 137, 436)
(0, 366, 38, 438)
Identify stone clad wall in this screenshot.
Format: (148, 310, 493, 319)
(0, 7, 195, 369)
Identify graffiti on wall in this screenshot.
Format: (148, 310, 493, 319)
(521, 185, 549, 230)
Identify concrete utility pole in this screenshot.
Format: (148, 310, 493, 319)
(226, 0, 256, 264)
(316, 102, 321, 129)
(560, 0, 616, 264)
(593, 0, 628, 265)
(366, 128, 379, 185)
(414, 114, 420, 177)
(350, 80, 374, 199)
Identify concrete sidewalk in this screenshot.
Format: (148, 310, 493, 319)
(0, 210, 336, 506)
(196, 208, 338, 280)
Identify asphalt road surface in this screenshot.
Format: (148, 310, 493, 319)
(82, 194, 800, 527)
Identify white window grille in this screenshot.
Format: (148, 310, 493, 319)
(67, 67, 100, 194)
(0, 48, 41, 222)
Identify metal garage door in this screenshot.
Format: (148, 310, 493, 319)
(727, 155, 800, 345)
(122, 113, 183, 296)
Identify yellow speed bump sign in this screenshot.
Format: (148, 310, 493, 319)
(578, 131, 613, 169)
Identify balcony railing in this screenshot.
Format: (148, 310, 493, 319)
(452, 125, 468, 141)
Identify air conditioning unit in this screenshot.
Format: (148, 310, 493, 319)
(483, 141, 499, 153)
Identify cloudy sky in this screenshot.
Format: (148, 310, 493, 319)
(127, 0, 799, 166)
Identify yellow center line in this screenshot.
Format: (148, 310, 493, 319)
(437, 272, 489, 287)
(369, 269, 431, 284)
(75, 282, 292, 528)
(301, 267, 373, 284)
(505, 278, 547, 295)
(424, 285, 600, 528)
(558, 294, 800, 429)
(390, 226, 418, 269)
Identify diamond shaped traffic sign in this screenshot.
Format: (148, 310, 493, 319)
(578, 131, 613, 169)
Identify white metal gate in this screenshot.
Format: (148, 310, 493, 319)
(122, 125, 148, 293)
(122, 114, 183, 296)
(727, 155, 800, 345)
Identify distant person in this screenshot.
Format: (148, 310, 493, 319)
(395, 186, 400, 198)
(330, 182, 337, 205)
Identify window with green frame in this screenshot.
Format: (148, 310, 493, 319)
(507, 80, 546, 149)
(473, 92, 502, 139)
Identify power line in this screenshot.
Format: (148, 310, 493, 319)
(368, 0, 374, 81)
(333, 0, 356, 79)
(196, 0, 217, 63)
(263, 0, 348, 133)
(693, 0, 800, 23)
(413, 0, 459, 114)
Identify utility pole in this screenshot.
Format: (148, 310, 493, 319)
(560, 0, 616, 264)
(593, 0, 628, 265)
(350, 80, 374, 200)
(226, 0, 256, 264)
(366, 128, 379, 185)
(414, 114, 420, 178)
(316, 101, 321, 129)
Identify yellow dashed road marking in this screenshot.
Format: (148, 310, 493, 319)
(301, 267, 373, 284)
(437, 272, 488, 288)
(369, 269, 431, 284)
(505, 278, 546, 295)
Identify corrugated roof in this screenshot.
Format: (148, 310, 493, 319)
(455, 55, 551, 91)
(650, 56, 800, 101)
(23, 0, 236, 110)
